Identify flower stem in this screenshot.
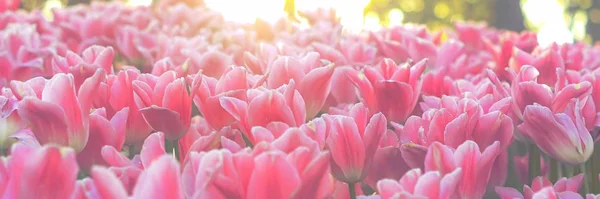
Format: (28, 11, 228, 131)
(528, 144, 541, 183)
(593, 142, 600, 193)
(582, 162, 592, 195)
(128, 144, 136, 159)
(564, 164, 574, 177)
(348, 182, 356, 199)
(165, 139, 180, 161)
(506, 143, 521, 188)
(550, 158, 559, 182)
(241, 133, 254, 148)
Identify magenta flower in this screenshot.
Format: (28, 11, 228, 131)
(347, 58, 427, 123)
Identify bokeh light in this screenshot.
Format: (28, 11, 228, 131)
(35, 0, 596, 44)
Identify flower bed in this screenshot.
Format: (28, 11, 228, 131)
(1, 1, 600, 199)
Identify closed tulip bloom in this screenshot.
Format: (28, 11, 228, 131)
(16, 69, 104, 151)
(132, 155, 185, 199)
(518, 100, 594, 165)
(424, 141, 501, 199)
(347, 58, 426, 123)
(133, 70, 201, 140)
(376, 168, 462, 199)
(496, 174, 584, 199)
(325, 111, 387, 183)
(1, 144, 79, 199)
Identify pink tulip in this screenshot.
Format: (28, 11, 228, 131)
(424, 141, 501, 199)
(192, 66, 254, 130)
(0, 88, 24, 149)
(151, 57, 186, 77)
(396, 94, 513, 187)
(347, 58, 427, 123)
(103, 69, 154, 148)
(364, 129, 412, 189)
(496, 174, 583, 199)
(76, 107, 128, 171)
(376, 168, 462, 199)
(182, 146, 331, 199)
(421, 70, 454, 97)
(182, 149, 244, 199)
(185, 50, 232, 78)
(325, 105, 387, 183)
(243, 43, 279, 74)
(327, 66, 360, 105)
(0, 0, 19, 12)
(518, 100, 594, 165)
(1, 144, 79, 199)
(370, 26, 437, 64)
(510, 43, 565, 86)
(86, 166, 129, 199)
(114, 25, 158, 66)
(132, 155, 185, 199)
(133, 70, 200, 140)
(220, 80, 306, 144)
(299, 116, 330, 149)
(16, 69, 104, 151)
(177, 116, 227, 161)
(52, 45, 115, 87)
(335, 39, 377, 66)
(435, 40, 491, 79)
(266, 54, 335, 119)
(488, 66, 593, 124)
(0, 23, 55, 86)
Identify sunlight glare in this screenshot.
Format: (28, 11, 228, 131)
(127, 0, 153, 7)
(522, 0, 573, 47)
(42, 0, 64, 21)
(289, 0, 372, 33)
(204, 0, 286, 24)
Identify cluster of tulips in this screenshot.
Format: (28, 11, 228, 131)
(3, 0, 600, 198)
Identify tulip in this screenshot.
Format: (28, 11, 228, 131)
(105, 69, 154, 149)
(0, 0, 19, 12)
(364, 129, 412, 189)
(182, 147, 331, 199)
(182, 149, 244, 199)
(0, 89, 24, 150)
(220, 80, 306, 144)
(52, 45, 115, 87)
(133, 70, 200, 141)
(192, 66, 253, 130)
(517, 100, 594, 165)
(1, 144, 79, 199)
(396, 94, 513, 187)
(76, 107, 128, 171)
(376, 168, 462, 199)
(177, 116, 237, 161)
(347, 58, 426, 123)
(509, 43, 565, 86)
(369, 26, 437, 64)
(496, 174, 583, 199)
(488, 66, 595, 132)
(86, 166, 129, 199)
(325, 108, 387, 184)
(132, 155, 185, 199)
(114, 25, 158, 66)
(424, 141, 501, 199)
(266, 54, 335, 119)
(0, 23, 56, 86)
(16, 69, 104, 151)
(185, 50, 232, 78)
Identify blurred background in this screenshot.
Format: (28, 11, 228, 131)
(20, 0, 600, 46)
